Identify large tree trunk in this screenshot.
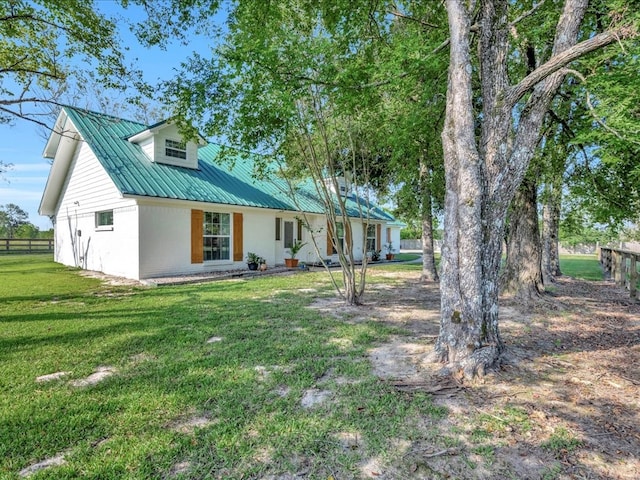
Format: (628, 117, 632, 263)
(436, 0, 505, 378)
(542, 181, 562, 284)
(501, 177, 545, 300)
(420, 156, 439, 282)
(436, 0, 596, 379)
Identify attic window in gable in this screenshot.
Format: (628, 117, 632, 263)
(165, 139, 187, 159)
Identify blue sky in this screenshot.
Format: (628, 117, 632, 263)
(0, 2, 216, 229)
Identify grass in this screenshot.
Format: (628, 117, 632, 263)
(389, 252, 603, 282)
(558, 254, 603, 281)
(0, 254, 443, 479)
(0, 253, 606, 479)
(391, 252, 420, 262)
(541, 427, 583, 454)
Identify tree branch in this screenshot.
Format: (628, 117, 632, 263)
(389, 8, 439, 29)
(509, 0, 546, 28)
(506, 25, 637, 106)
(0, 13, 73, 36)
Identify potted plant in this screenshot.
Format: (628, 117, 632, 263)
(285, 240, 307, 268)
(246, 252, 260, 270)
(370, 249, 382, 262)
(384, 242, 395, 261)
(258, 257, 267, 271)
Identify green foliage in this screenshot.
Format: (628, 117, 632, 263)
(559, 204, 619, 246)
(0, 203, 28, 238)
(0, 0, 137, 126)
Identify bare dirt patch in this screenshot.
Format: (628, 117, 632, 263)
(35, 371, 71, 383)
(169, 414, 217, 435)
(312, 269, 640, 479)
(18, 453, 66, 477)
(70, 366, 116, 387)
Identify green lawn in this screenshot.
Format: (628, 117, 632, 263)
(0, 253, 606, 478)
(558, 254, 603, 281)
(0, 255, 443, 479)
(391, 252, 604, 282)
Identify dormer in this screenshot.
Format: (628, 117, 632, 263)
(127, 120, 206, 169)
(323, 175, 352, 197)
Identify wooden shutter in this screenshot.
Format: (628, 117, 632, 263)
(191, 209, 203, 264)
(345, 221, 352, 250)
(386, 227, 391, 243)
(376, 224, 382, 250)
(233, 212, 243, 261)
(327, 221, 335, 255)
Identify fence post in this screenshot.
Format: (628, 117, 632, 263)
(631, 255, 638, 299)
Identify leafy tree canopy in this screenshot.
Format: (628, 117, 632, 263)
(0, 0, 141, 127)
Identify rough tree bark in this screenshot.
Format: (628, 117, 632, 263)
(435, 0, 630, 378)
(542, 180, 563, 284)
(420, 156, 439, 282)
(501, 177, 545, 300)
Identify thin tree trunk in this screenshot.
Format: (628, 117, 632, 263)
(501, 177, 544, 300)
(420, 156, 439, 282)
(542, 181, 562, 283)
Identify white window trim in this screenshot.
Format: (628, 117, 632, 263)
(203, 211, 232, 263)
(95, 210, 114, 231)
(366, 224, 377, 252)
(165, 139, 187, 160)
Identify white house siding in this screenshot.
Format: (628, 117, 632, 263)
(138, 203, 286, 279)
(138, 203, 196, 278)
(53, 140, 139, 278)
(243, 209, 278, 266)
(389, 227, 401, 254)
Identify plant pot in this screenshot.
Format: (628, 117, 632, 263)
(248, 262, 258, 271)
(386, 254, 394, 260)
(285, 258, 299, 268)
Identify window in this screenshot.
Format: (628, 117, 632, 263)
(203, 212, 230, 261)
(95, 210, 113, 228)
(165, 139, 187, 159)
(366, 224, 377, 252)
(275, 217, 281, 241)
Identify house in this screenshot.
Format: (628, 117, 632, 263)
(38, 107, 401, 281)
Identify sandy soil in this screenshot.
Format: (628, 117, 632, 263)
(310, 270, 640, 479)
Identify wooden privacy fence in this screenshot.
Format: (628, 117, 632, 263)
(0, 238, 54, 254)
(599, 247, 640, 299)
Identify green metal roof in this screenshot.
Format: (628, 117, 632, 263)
(64, 107, 395, 222)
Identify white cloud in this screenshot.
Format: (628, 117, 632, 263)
(0, 187, 43, 202)
(10, 163, 51, 173)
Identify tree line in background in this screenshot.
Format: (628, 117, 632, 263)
(0, 204, 52, 239)
(2, 0, 639, 379)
